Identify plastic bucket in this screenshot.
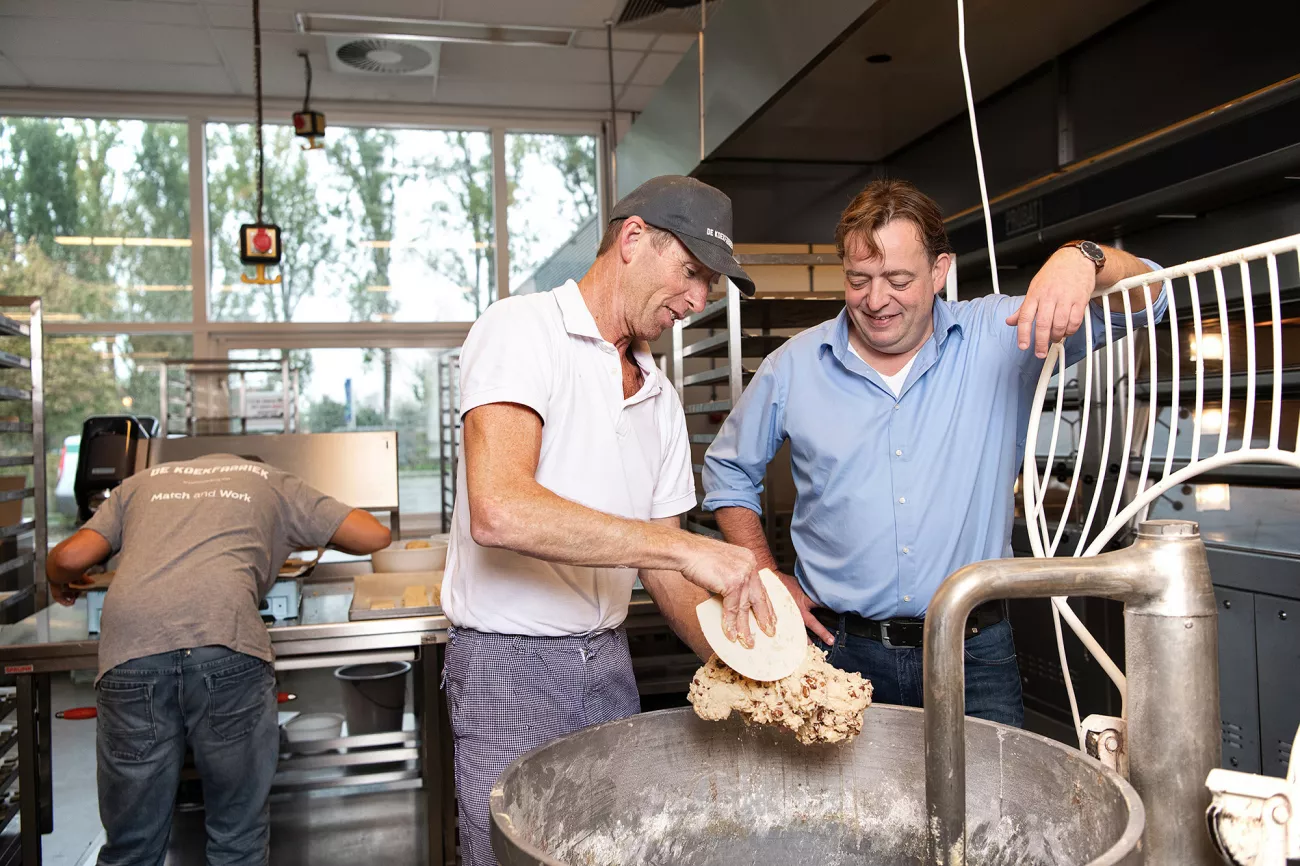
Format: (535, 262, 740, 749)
(334, 661, 410, 735)
(282, 712, 345, 754)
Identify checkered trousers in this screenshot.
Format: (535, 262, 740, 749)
(443, 627, 641, 866)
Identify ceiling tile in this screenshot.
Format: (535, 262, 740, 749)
(0, 0, 203, 27)
(203, 5, 298, 33)
(571, 28, 656, 51)
(440, 0, 617, 29)
(437, 42, 641, 84)
(10, 58, 233, 96)
(435, 78, 615, 110)
(0, 55, 30, 88)
(0, 17, 222, 66)
(631, 50, 681, 87)
(651, 33, 699, 53)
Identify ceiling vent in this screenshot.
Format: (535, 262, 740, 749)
(325, 37, 440, 77)
(615, 0, 724, 32)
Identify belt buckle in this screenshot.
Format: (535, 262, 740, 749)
(880, 621, 921, 649)
(880, 622, 904, 649)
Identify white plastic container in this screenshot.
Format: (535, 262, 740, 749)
(282, 712, 345, 754)
(370, 539, 448, 573)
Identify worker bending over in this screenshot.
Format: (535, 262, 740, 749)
(48, 453, 390, 866)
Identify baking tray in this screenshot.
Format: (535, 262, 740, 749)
(349, 570, 444, 621)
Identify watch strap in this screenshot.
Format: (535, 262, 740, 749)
(1059, 240, 1105, 271)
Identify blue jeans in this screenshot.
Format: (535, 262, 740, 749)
(815, 617, 1025, 727)
(96, 646, 279, 866)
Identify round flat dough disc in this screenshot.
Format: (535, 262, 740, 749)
(696, 568, 806, 682)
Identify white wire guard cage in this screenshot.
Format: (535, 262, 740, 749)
(1022, 233, 1300, 745)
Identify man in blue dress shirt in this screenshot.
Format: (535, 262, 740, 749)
(702, 179, 1167, 726)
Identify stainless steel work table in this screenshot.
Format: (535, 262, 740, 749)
(0, 579, 672, 865)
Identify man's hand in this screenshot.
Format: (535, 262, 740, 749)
(1006, 247, 1096, 359)
(50, 579, 79, 607)
(678, 537, 776, 649)
(777, 570, 835, 646)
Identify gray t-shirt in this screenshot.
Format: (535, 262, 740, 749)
(84, 453, 354, 680)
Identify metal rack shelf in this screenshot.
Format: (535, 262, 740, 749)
(0, 297, 44, 866)
(436, 350, 461, 534)
(0, 317, 27, 340)
(682, 293, 844, 331)
(678, 332, 788, 360)
(0, 352, 29, 372)
(157, 358, 301, 437)
(670, 259, 844, 567)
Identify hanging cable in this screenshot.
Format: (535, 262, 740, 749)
(298, 51, 313, 114)
(956, 0, 1000, 294)
(698, 0, 707, 161)
(252, 0, 265, 224)
(606, 20, 617, 214)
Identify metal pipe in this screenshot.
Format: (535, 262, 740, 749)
(923, 519, 1220, 866)
(698, 0, 706, 161)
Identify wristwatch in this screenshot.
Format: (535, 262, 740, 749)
(1060, 240, 1106, 272)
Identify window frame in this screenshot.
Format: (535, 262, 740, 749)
(1, 93, 610, 526)
(0, 93, 610, 356)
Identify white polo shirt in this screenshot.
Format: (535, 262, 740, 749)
(441, 280, 697, 636)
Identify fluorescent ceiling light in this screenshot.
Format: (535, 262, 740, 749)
(1189, 332, 1224, 361)
(366, 285, 391, 292)
(297, 13, 575, 48)
(55, 236, 191, 248)
(1194, 483, 1231, 512)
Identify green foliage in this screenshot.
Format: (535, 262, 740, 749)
(207, 124, 336, 322)
(425, 131, 496, 316)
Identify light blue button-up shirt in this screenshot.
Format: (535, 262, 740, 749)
(702, 286, 1168, 620)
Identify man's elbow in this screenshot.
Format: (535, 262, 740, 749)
(468, 494, 516, 550)
(366, 525, 393, 554)
(337, 511, 392, 555)
(45, 548, 70, 580)
(359, 519, 392, 555)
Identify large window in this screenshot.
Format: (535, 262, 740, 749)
(0, 117, 192, 322)
(207, 124, 495, 322)
(0, 109, 602, 536)
(26, 333, 191, 540)
(230, 346, 447, 515)
(507, 133, 598, 294)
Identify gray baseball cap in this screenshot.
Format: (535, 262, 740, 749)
(609, 175, 756, 297)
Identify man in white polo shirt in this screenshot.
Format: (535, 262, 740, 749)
(441, 176, 773, 866)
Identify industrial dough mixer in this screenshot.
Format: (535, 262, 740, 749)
(491, 519, 1221, 866)
(490, 705, 1142, 866)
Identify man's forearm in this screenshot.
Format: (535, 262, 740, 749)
(639, 567, 712, 659)
(1096, 245, 1157, 312)
(713, 506, 780, 572)
(472, 478, 696, 572)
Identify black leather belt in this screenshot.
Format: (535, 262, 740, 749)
(813, 599, 1007, 649)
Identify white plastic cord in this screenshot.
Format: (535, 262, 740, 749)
(1190, 273, 1206, 461)
(1134, 281, 1159, 526)
(1268, 253, 1283, 449)
(1241, 262, 1258, 446)
(1022, 237, 1300, 749)
(956, 0, 1001, 295)
(1213, 267, 1232, 455)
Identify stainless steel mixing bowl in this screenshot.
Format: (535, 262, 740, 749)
(490, 705, 1144, 866)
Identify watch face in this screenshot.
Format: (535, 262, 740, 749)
(1079, 240, 1105, 263)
